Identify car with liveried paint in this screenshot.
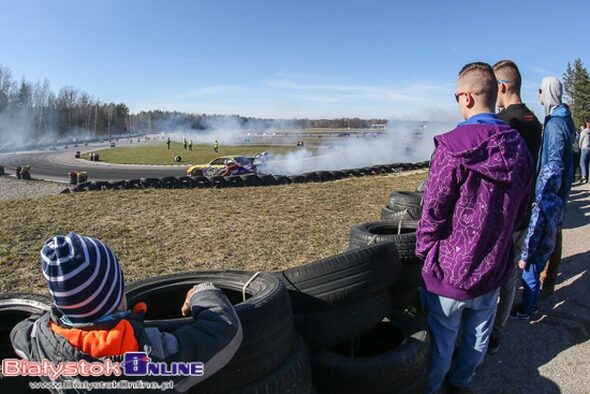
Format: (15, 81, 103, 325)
(186, 156, 258, 177)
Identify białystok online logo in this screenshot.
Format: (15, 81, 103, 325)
(2, 352, 204, 379)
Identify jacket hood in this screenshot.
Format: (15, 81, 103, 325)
(435, 124, 529, 185)
(541, 76, 563, 116)
(548, 103, 571, 119)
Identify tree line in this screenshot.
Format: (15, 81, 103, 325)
(2, 59, 589, 143)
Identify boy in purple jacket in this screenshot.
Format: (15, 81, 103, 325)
(416, 62, 533, 393)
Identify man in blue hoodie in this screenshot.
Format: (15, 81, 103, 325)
(511, 76, 575, 317)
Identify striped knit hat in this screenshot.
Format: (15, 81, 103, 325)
(41, 232, 124, 324)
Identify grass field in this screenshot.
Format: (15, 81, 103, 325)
(85, 143, 309, 165)
(0, 170, 426, 294)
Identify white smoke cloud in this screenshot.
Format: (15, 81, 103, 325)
(257, 120, 457, 175)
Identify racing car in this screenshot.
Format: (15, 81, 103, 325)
(186, 156, 258, 177)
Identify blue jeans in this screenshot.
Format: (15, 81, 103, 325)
(521, 258, 549, 313)
(580, 149, 590, 180)
(423, 288, 499, 393)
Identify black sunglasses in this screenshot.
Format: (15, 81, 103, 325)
(538, 89, 542, 94)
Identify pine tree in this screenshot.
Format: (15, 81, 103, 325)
(562, 58, 590, 126)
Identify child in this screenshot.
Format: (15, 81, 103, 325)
(512, 162, 564, 319)
(10, 232, 242, 392)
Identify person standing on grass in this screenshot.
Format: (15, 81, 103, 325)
(167, 136, 171, 149)
(214, 139, 219, 153)
(487, 60, 542, 354)
(579, 122, 590, 183)
(416, 62, 533, 394)
(189, 139, 193, 151)
(511, 76, 575, 312)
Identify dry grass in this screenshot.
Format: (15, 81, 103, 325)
(0, 170, 426, 294)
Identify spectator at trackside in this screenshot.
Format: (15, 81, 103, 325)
(511, 76, 575, 311)
(487, 60, 543, 354)
(514, 162, 564, 320)
(10, 232, 243, 392)
(189, 139, 193, 151)
(167, 136, 171, 149)
(416, 62, 533, 393)
(214, 140, 219, 153)
(579, 122, 590, 183)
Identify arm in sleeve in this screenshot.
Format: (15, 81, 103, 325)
(520, 202, 545, 264)
(142, 283, 243, 390)
(415, 146, 460, 261)
(543, 120, 566, 166)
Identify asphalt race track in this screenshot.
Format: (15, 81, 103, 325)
(0, 142, 187, 182)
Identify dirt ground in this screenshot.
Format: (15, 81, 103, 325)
(472, 181, 590, 393)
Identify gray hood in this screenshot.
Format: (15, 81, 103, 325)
(541, 76, 563, 116)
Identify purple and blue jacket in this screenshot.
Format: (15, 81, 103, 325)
(416, 113, 534, 300)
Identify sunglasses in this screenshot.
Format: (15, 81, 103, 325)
(454, 91, 478, 103)
(538, 89, 542, 94)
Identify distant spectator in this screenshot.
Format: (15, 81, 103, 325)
(189, 139, 193, 151)
(572, 126, 582, 182)
(416, 62, 533, 393)
(579, 122, 590, 183)
(214, 139, 219, 153)
(166, 136, 171, 149)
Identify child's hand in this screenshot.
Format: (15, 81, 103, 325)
(181, 288, 194, 316)
(518, 259, 527, 270)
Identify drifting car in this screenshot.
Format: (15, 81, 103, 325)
(186, 156, 258, 177)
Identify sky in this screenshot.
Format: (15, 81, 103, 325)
(1, 0, 589, 121)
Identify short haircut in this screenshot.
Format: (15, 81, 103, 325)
(492, 59, 522, 92)
(458, 62, 498, 109)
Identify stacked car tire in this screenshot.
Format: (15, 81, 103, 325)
(65, 160, 430, 193)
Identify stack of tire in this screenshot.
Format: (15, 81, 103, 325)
(0, 294, 52, 391)
(0, 248, 429, 393)
(351, 188, 425, 313)
(276, 243, 430, 394)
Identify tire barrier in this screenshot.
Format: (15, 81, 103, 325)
(63, 160, 430, 193)
(0, 293, 52, 392)
(310, 312, 430, 394)
(125, 271, 300, 393)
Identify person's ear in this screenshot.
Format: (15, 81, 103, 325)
(466, 93, 475, 108)
(499, 82, 506, 94)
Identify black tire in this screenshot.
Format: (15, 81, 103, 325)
(295, 291, 391, 350)
(111, 180, 127, 190)
(273, 175, 291, 185)
(348, 221, 418, 264)
(192, 176, 211, 188)
(177, 176, 196, 188)
(0, 293, 51, 392)
(380, 205, 422, 221)
(141, 177, 162, 188)
(241, 174, 262, 186)
(161, 176, 178, 188)
(127, 178, 142, 189)
(278, 242, 401, 311)
(329, 170, 345, 180)
(208, 175, 228, 188)
(315, 171, 334, 182)
(311, 312, 430, 394)
(288, 175, 305, 184)
(125, 271, 294, 393)
(301, 172, 320, 183)
(224, 175, 244, 187)
(227, 334, 313, 394)
(387, 191, 423, 211)
(258, 174, 276, 186)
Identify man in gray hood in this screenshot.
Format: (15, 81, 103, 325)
(512, 76, 575, 317)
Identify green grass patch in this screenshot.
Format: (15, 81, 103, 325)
(84, 143, 309, 165)
(0, 170, 426, 293)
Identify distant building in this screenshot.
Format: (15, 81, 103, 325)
(370, 123, 386, 130)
